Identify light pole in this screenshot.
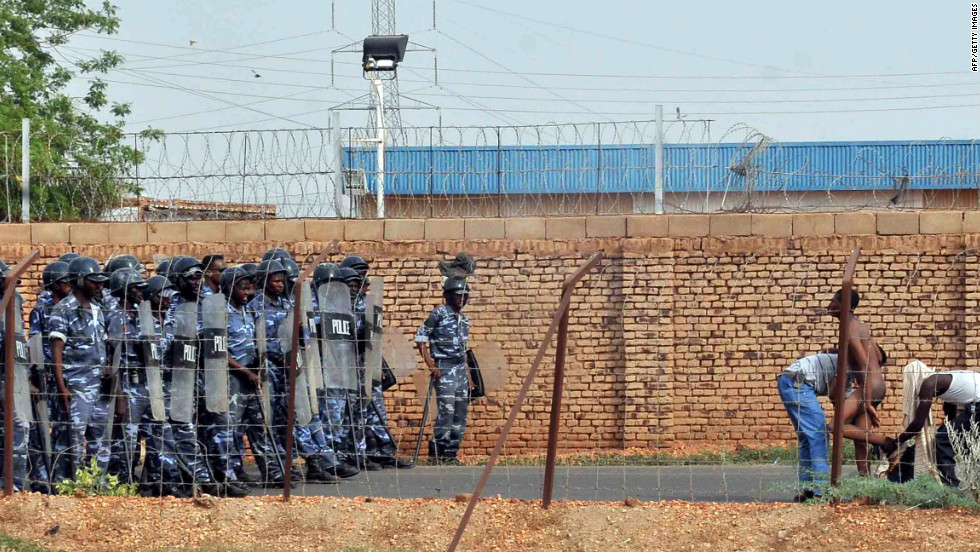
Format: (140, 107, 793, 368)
(362, 34, 408, 219)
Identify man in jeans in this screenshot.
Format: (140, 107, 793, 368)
(778, 353, 840, 501)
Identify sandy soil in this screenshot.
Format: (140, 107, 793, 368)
(1, 493, 978, 552)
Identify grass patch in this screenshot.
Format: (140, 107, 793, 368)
(818, 475, 979, 509)
(0, 534, 60, 552)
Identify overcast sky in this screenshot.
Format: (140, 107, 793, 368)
(61, 0, 979, 142)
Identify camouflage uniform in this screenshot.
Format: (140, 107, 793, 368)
(165, 295, 214, 485)
(49, 293, 111, 482)
(0, 291, 30, 491)
(105, 308, 179, 484)
(226, 300, 285, 481)
(248, 290, 341, 473)
(142, 311, 180, 488)
(415, 305, 470, 459)
(355, 292, 396, 459)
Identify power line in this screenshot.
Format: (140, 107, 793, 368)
(105, 65, 980, 94)
(75, 33, 963, 80)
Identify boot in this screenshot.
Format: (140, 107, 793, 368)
(222, 481, 252, 498)
(332, 462, 360, 479)
(235, 467, 259, 485)
(304, 457, 341, 483)
(372, 455, 414, 470)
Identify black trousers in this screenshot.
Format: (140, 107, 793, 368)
(934, 404, 980, 487)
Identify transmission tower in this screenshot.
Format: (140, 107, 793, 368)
(368, 0, 403, 137)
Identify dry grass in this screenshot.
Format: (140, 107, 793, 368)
(2, 493, 980, 552)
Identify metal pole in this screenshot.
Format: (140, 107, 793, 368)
(331, 111, 344, 218)
(830, 248, 860, 487)
(448, 253, 602, 552)
(654, 105, 664, 215)
(282, 248, 331, 500)
(542, 290, 571, 509)
(20, 118, 29, 223)
(1, 250, 40, 497)
(374, 79, 386, 219)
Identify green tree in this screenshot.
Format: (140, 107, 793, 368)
(0, 0, 152, 221)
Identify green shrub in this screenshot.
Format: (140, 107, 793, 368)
(54, 459, 137, 497)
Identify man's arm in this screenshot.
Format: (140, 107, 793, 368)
(417, 342, 438, 379)
(229, 356, 260, 386)
(51, 338, 70, 409)
(882, 376, 938, 455)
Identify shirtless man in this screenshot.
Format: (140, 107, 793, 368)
(828, 288, 889, 476)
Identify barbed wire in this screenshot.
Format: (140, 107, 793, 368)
(0, 120, 978, 222)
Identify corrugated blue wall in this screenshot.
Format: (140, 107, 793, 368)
(344, 140, 980, 194)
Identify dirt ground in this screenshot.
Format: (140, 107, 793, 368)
(1, 494, 978, 552)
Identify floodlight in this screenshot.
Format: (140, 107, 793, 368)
(362, 34, 409, 75)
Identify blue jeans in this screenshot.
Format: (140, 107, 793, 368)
(778, 374, 828, 494)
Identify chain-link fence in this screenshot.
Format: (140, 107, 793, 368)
(2, 121, 978, 222)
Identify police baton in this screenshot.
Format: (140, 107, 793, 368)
(411, 377, 435, 465)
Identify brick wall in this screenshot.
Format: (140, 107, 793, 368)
(1, 211, 977, 457)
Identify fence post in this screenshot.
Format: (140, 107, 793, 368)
(20, 118, 29, 223)
(2, 250, 40, 497)
(654, 105, 664, 215)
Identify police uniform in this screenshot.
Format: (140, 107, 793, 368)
(415, 304, 470, 459)
(355, 291, 397, 460)
(226, 299, 285, 482)
(164, 294, 215, 485)
(49, 293, 111, 481)
(0, 291, 30, 491)
(105, 308, 179, 485)
(248, 290, 341, 479)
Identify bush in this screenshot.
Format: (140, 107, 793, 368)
(946, 418, 980, 504)
(54, 459, 138, 497)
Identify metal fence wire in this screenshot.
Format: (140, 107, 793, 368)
(1, 120, 978, 222)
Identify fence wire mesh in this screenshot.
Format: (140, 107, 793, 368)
(2, 121, 978, 222)
(3, 243, 978, 504)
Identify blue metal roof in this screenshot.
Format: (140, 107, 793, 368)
(344, 140, 980, 194)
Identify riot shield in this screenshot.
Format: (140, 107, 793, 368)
(138, 301, 166, 421)
(279, 309, 312, 426)
(202, 293, 229, 414)
(318, 282, 357, 392)
(382, 326, 418, 379)
(362, 276, 384, 397)
(27, 333, 51, 468)
(12, 295, 31, 423)
(169, 301, 198, 423)
(104, 312, 123, 439)
(468, 341, 509, 396)
(301, 282, 321, 415)
(255, 311, 273, 425)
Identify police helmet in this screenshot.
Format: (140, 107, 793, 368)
(443, 276, 470, 295)
(255, 259, 287, 281)
(58, 253, 81, 263)
(104, 254, 144, 275)
(261, 248, 293, 263)
(155, 258, 171, 276)
(145, 275, 177, 301)
(67, 257, 109, 285)
(219, 266, 253, 295)
(340, 255, 369, 276)
(240, 262, 258, 278)
(281, 258, 300, 283)
(42, 261, 71, 290)
(313, 263, 341, 288)
(338, 266, 361, 284)
(170, 256, 204, 280)
(109, 267, 148, 297)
